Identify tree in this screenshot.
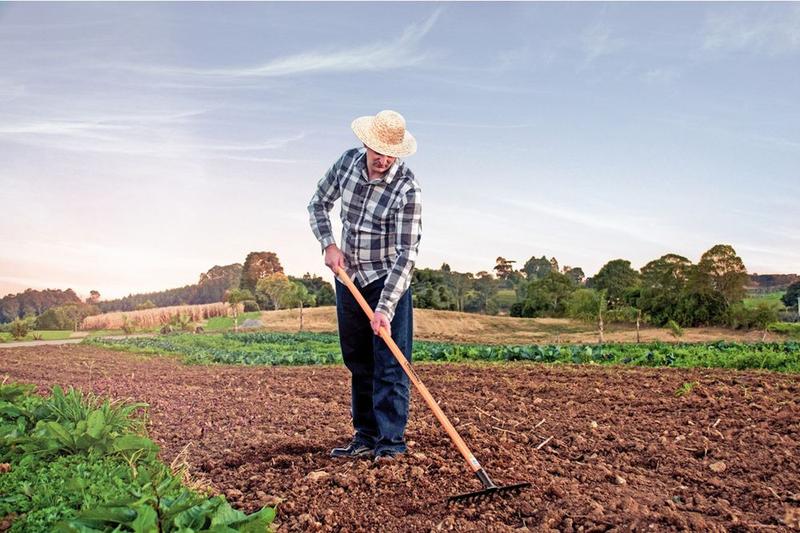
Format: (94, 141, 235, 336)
(240, 252, 284, 295)
(292, 273, 335, 307)
(280, 281, 316, 331)
(519, 271, 576, 317)
(782, 281, 800, 311)
(563, 266, 586, 285)
(522, 256, 552, 280)
(224, 288, 253, 332)
(86, 290, 101, 304)
(135, 300, 156, 311)
(695, 244, 749, 305)
(566, 288, 607, 342)
(592, 259, 640, 309)
(256, 273, 293, 311)
(493, 257, 516, 281)
(640, 254, 692, 291)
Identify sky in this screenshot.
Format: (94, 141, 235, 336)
(1, 2, 798, 300)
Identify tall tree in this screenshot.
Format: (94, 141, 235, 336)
(563, 266, 586, 285)
(280, 282, 316, 331)
(224, 288, 253, 332)
(592, 259, 640, 309)
(522, 255, 552, 280)
(256, 273, 293, 311)
(694, 244, 749, 304)
(493, 257, 516, 280)
(240, 251, 283, 295)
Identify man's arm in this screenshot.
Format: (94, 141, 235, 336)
(375, 186, 422, 323)
(308, 158, 342, 252)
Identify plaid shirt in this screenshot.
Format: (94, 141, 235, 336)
(308, 147, 422, 322)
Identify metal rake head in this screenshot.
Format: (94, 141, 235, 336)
(446, 481, 532, 505)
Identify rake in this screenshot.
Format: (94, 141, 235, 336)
(336, 267, 531, 504)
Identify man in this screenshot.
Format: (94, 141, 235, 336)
(308, 110, 422, 462)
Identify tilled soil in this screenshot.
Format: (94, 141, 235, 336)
(2, 345, 799, 532)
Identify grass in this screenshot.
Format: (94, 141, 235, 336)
(204, 311, 263, 331)
(494, 289, 517, 308)
(743, 291, 786, 309)
(0, 330, 75, 342)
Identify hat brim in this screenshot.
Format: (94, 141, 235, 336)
(351, 116, 417, 158)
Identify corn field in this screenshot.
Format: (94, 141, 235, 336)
(81, 302, 236, 330)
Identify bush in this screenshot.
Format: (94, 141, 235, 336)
(767, 322, 800, 338)
(728, 302, 781, 330)
(242, 300, 260, 312)
(666, 320, 683, 338)
(9, 319, 29, 340)
(35, 308, 71, 330)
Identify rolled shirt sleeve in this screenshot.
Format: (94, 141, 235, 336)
(375, 186, 422, 322)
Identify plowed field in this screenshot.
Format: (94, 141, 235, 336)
(2, 345, 799, 531)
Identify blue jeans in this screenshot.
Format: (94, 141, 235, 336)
(335, 276, 413, 455)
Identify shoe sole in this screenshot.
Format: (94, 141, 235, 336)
(330, 448, 374, 458)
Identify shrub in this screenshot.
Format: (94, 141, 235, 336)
(666, 320, 684, 338)
(9, 319, 29, 340)
(243, 300, 260, 312)
(728, 302, 781, 330)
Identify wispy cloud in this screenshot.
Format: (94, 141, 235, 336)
(116, 9, 443, 79)
(703, 6, 800, 55)
(0, 112, 304, 161)
(581, 22, 624, 65)
(500, 197, 671, 249)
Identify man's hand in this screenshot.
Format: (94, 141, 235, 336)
(324, 244, 346, 273)
(371, 312, 391, 336)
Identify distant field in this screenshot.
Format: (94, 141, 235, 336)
(743, 291, 786, 309)
(251, 306, 778, 345)
(205, 311, 263, 331)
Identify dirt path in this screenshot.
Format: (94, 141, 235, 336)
(2, 345, 799, 531)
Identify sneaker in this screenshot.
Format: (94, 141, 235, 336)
(330, 441, 374, 458)
(373, 450, 401, 464)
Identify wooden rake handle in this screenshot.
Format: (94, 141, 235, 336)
(335, 266, 484, 474)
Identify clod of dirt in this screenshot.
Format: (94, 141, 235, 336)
(307, 470, 330, 482)
(615, 475, 627, 485)
(784, 506, 800, 529)
(709, 461, 727, 473)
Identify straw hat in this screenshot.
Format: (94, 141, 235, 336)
(351, 110, 417, 158)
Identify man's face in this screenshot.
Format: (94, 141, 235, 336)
(364, 145, 396, 176)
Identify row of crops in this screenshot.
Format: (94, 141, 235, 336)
(0, 382, 274, 532)
(86, 332, 800, 372)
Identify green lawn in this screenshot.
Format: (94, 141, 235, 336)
(743, 291, 786, 309)
(494, 289, 517, 308)
(204, 311, 263, 331)
(0, 330, 75, 342)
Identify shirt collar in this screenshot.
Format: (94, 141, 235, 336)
(357, 148, 401, 185)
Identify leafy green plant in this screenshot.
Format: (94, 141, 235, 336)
(57, 463, 275, 532)
(0, 382, 275, 532)
(666, 320, 684, 338)
(674, 381, 698, 397)
(85, 332, 800, 372)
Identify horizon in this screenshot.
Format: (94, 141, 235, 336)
(2, 3, 798, 300)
